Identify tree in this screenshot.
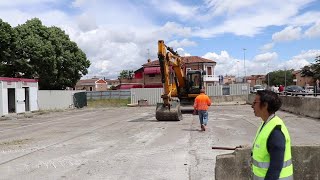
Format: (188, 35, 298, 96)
(118, 70, 134, 79)
(266, 70, 294, 86)
(300, 65, 314, 77)
(311, 55, 320, 80)
(0, 19, 16, 76)
(12, 18, 90, 89)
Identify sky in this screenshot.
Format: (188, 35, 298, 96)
(0, 0, 320, 79)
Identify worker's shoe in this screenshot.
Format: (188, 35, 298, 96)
(201, 124, 205, 131)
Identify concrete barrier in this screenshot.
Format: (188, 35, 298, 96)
(280, 96, 320, 119)
(215, 145, 320, 180)
(212, 95, 248, 105)
(247, 94, 320, 119)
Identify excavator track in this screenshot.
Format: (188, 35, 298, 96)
(155, 101, 182, 121)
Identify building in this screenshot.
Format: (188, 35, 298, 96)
(121, 56, 218, 89)
(106, 79, 120, 89)
(0, 77, 39, 116)
(293, 70, 314, 87)
(245, 75, 266, 87)
(75, 78, 108, 91)
(117, 68, 144, 89)
(223, 75, 236, 85)
(182, 56, 218, 86)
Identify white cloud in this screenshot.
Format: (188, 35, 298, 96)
(292, 49, 320, 60)
(304, 22, 320, 38)
(260, 43, 274, 52)
(276, 49, 320, 70)
(194, 1, 315, 37)
(71, 0, 87, 8)
(202, 51, 242, 76)
(177, 48, 191, 56)
(149, 0, 199, 21)
(288, 11, 320, 27)
(253, 52, 278, 63)
(272, 26, 302, 42)
(204, 0, 257, 16)
(76, 13, 98, 32)
(0, 9, 72, 27)
(158, 22, 193, 38)
(279, 58, 310, 70)
(167, 39, 197, 49)
(0, 0, 55, 7)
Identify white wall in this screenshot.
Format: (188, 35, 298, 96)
(38, 90, 83, 110)
(29, 87, 38, 111)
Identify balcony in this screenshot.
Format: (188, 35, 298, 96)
(203, 75, 219, 82)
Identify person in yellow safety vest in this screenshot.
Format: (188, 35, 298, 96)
(193, 89, 211, 131)
(251, 90, 293, 180)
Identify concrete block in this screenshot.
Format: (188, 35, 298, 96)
(215, 145, 320, 180)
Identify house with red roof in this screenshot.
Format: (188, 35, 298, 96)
(118, 56, 218, 89)
(75, 78, 108, 91)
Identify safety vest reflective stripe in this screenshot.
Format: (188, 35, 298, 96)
(253, 174, 293, 180)
(252, 159, 292, 168)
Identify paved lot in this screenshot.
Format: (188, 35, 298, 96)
(0, 105, 320, 180)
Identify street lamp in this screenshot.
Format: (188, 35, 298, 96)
(237, 60, 240, 79)
(243, 48, 247, 83)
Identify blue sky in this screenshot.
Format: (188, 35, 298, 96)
(0, 0, 320, 79)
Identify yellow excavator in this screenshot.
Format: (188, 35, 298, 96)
(156, 40, 205, 121)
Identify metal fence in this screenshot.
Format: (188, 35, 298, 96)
(86, 90, 131, 100)
(86, 84, 250, 105)
(205, 83, 249, 96)
(131, 88, 163, 105)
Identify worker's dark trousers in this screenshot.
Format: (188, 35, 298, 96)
(198, 110, 208, 125)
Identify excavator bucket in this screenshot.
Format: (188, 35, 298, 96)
(155, 101, 182, 121)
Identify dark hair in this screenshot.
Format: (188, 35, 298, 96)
(256, 90, 282, 114)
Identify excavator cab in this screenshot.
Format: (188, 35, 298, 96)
(186, 70, 204, 94)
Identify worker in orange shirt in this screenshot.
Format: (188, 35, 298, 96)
(193, 89, 212, 131)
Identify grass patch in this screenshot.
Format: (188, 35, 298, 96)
(0, 139, 31, 146)
(87, 98, 131, 108)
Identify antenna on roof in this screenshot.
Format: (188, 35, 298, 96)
(147, 48, 151, 62)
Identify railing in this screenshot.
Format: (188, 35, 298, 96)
(203, 75, 219, 82)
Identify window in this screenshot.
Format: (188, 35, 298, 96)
(207, 66, 212, 75)
(89, 87, 93, 91)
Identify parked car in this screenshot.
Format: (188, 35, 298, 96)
(305, 86, 314, 94)
(252, 85, 264, 93)
(284, 85, 305, 96)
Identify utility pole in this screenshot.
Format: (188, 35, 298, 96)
(147, 49, 150, 60)
(243, 48, 247, 83)
(237, 60, 240, 79)
(284, 68, 287, 87)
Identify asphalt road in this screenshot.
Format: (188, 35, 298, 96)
(0, 105, 320, 180)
